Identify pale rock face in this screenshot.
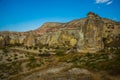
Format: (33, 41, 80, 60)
(24, 33, 35, 47)
(77, 29, 84, 50)
(83, 12, 104, 52)
(47, 31, 62, 45)
(37, 29, 84, 48)
(9, 35, 18, 44)
(0, 36, 4, 47)
(0, 12, 120, 53)
(18, 35, 26, 44)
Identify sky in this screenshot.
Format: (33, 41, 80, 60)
(0, 0, 120, 32)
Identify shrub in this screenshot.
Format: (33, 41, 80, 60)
(33, 46, 37, 50)
(28, 55, 36, 63)
(6, 58, 12, 62)
(55, 50, 65, 56)
(14, 54, 18, 57)
(2, 47, 8, 55)
(27, 55, 41, 69)
(14, 57, 18, 60)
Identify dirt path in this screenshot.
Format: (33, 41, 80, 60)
(22, 63, 72, 80)
(8, 61, 72, 80)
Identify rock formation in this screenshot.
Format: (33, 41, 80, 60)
(83, 12, 104, 52)
(24, 32, 36, 47)
(0, 12, 120, 53)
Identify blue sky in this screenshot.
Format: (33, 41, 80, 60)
(0, 0, 120, 32)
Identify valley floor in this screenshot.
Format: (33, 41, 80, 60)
(0, 47, 120, 80)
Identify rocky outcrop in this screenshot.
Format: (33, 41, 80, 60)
(34, 12, 120, 53)
(83, 12, 104, 52)
(0, 12, 120, 53)
(34, 22, 64, 35)
(24, 32, 36, 47)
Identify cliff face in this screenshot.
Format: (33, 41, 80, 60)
(83, 12, 104, 52)
(0, 12, 120, 53)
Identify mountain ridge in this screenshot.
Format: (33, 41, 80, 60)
(0, 12, 120, 53)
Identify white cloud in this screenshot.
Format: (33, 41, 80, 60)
(96, 0, 109, 3)
(95, 0, 113, 5)
(106, 1, 113, 5)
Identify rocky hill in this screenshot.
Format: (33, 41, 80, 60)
(0, 12, 120, 80)
(0, 12, 120, 53)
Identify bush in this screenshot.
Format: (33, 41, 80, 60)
(14, 57, 18, 60)
(28, 55, 36, 63)
(27, 55, 41, 69)
(33, 46, 38, 50)
(14, 54, 18, 57)
(38, 53, 51, 57)
(55, 50, 65, 56)
(2, 47, 8, 55)
(6, 58, 12, 62)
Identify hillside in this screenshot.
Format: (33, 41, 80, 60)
(0, 12, 120, 80)
(0, 12, 120, 53)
